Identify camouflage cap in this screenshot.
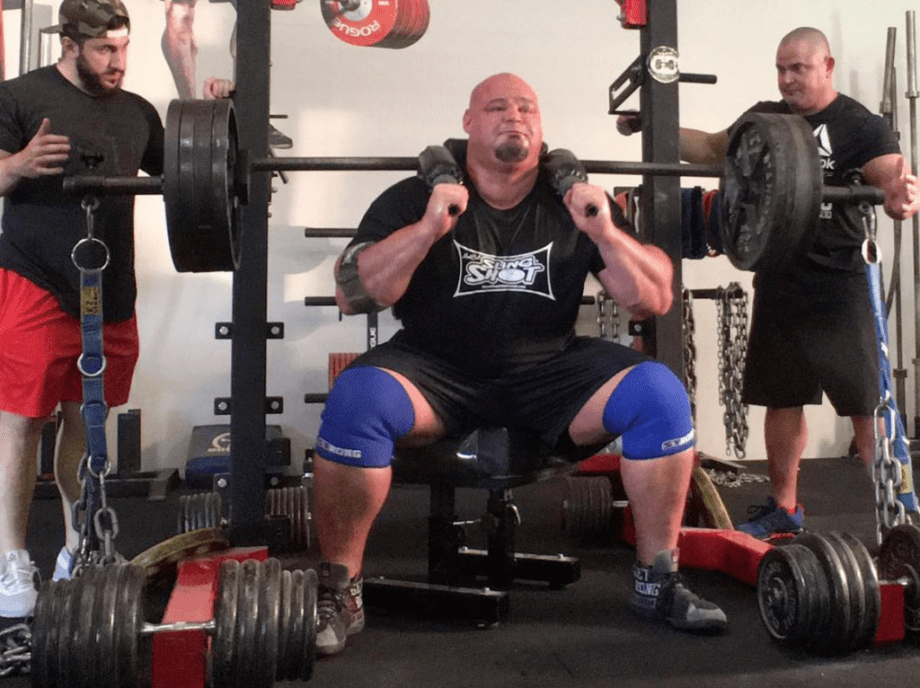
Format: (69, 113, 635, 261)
(43, 0, 130, 39)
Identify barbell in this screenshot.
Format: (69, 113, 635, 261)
(62, 99, 885, 274)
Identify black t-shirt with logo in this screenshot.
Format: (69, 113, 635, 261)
(0, 66, 164, 321)
(351, 144, 614, 378)
(740, 95, 900, 297)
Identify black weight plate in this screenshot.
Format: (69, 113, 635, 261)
(562, 476, 614, 541)
(878, 523, 920, 634)
(211, 559, 240, 688)
(284, 569, 310, 682)
(266, 486, 310, 551)
(304, 568, 318, 679)
(837, 531, 881, 649)
(235, 559, 267, 688)
(793, 543, 830, 645)
(57, 573, 82, 688)
(31, 580, 65, 688)
(256, 560, 280, 684)
(75, 567, 104, 687)
(719, 112, 822, 272)
(164, 100, 237, 273)
(796, 532, 853, 655)
(757, 543, 813, 644)
(258, 559, 282, 687)
(96, 565, 125, 688)
(115, 564, 146, 688)
(275, 569, 293, 680)
(824, 532, 868, 652)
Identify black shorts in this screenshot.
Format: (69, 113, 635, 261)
(742, 281, 879, 416)
(347, 335, 648, 453)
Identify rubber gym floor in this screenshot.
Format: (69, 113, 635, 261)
(10, 454, 920, 688)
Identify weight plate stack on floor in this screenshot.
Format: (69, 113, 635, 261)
(266, 485, 312, 551)
(31, 563, 148, 688)
(177, 491, 224, 533)
(211, 558, 317, 687)
(562, 475, 615, 542)
(758, 532, 880, 655)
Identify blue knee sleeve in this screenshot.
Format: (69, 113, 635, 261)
(602, 361, 695, 460)
(315, 367, 416, 468)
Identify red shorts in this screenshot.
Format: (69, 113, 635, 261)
(0, 269, 139, 418)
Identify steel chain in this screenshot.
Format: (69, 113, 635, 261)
(704, 468, 769, 489)
(873, 391, 909, 545)
(0, 623, 31, 677)
(71, 453, 124, 576)
(682, 287, 697, 422)
(596, 290, 620, 342)
(716, 283, 749, 460)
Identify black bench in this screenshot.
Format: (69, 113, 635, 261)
(361, 426, 587, 626)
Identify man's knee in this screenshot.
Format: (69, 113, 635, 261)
(602, 361, 695, 460)
(315, 367, 416, 468)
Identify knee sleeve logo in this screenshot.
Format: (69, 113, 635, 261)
(661, 428, 695, 452)
(316, 437, 362, 461)
(454, 242, 554, 299)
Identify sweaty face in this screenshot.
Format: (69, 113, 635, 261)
(775, 39, 832, 115)
(463, 74, 543, 167)
(76, 36, 128, 96)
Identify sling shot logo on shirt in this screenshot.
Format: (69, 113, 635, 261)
(454, 241, 555, 299)
(813, 124, 834, 219)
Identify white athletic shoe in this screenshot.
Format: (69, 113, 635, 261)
(0, 550, 38, 618)
(52, 546, 73, 582)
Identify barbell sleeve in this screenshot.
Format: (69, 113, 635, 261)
(63, 175, 162, 195)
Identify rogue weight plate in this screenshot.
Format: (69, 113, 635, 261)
(720, 112, 823, 272)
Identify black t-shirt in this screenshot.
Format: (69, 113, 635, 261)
(0, 66, 164, 321)
(741, 95, 900, 297)
(351, 142, 616, 378)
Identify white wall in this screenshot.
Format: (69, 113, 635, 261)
(4, 1, 918, 471)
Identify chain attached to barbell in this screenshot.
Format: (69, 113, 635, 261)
(682, 287, 697, 422)
(716, 283, 749, 460)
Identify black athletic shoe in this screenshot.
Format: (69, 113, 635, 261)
(269, 124, 293, 150)
(631, 549, 728, 632)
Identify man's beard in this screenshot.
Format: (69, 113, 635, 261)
(495, 139, 528, 163)
(76, 54, 121, 97)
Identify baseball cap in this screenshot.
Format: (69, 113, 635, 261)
(42, 0, 130, 39)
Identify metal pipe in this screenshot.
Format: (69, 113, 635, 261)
(18, 0, 34, 75)
(889, 67, 908, 422)
(882, 28, 897, 122)
(906, 11, 920, 435)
